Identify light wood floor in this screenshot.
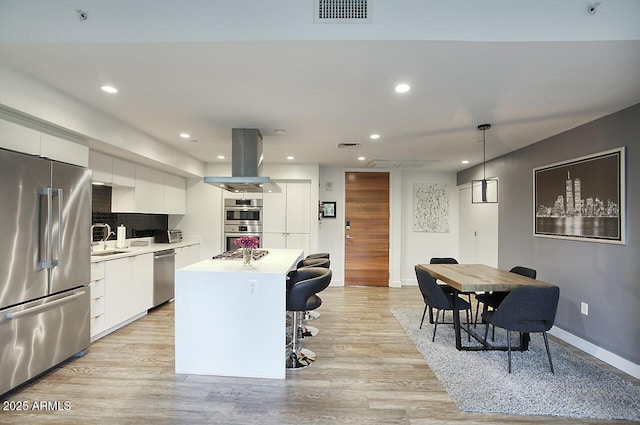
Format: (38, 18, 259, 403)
(1, 286, 637, 424)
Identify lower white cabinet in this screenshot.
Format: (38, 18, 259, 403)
(89, 262, 106, 339)
(175, 244, 200, 269)
(103, 253, 153, 331)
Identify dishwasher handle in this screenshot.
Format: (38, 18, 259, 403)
(154, 251, 176, 260)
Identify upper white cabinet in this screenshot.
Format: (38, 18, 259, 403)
(89, 151, 113, 184)
(0, 119, 41, 155)
(164, 173, 186, 215)
(263, 181, 310, 252)
(112, 158, 135, 187)
(0, 119, 88, 167)
(135, 165, 164, 213)
(89, 151, 136, 187)
(40, 133, 88, 167)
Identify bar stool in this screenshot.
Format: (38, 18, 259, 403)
(286, 267, 332, 369)
(296, 257, 330, 324)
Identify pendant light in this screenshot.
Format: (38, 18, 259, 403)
(472, 123, 498, 203)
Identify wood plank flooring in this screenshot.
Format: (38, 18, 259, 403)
(1, 286, 637, 424)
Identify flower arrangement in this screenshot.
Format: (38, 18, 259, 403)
(233, 236, 260, 249)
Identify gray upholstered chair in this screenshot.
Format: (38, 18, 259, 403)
(482, 285, 560, 373)
(474, 266, 537, 329)
(415, 266, 471, 342)
(428, 257, 473, 324)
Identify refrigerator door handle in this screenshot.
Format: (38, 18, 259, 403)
(3, 291, 84, 320)
(38, 187, 53, 270)
(51, 188, 63, 267)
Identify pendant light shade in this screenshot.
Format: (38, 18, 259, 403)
(472, 124, 498, 203)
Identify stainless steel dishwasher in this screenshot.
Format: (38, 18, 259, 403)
(153, 249, 176, 307)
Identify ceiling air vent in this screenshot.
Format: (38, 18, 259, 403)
(314, 0, 371, 23)
(337, 142, 361, 149)
(365, 159, 438, 169)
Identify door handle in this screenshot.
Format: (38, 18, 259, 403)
(52, 188, 63, 267)
(346, 234, 354, 240)
(38, 187, 53, 270)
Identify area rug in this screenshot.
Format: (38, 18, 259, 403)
(391, 308, 640, 421)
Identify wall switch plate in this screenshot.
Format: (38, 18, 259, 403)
(581, 302, 589, 316)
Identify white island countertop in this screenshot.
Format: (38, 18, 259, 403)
(175, 248, 304, 379)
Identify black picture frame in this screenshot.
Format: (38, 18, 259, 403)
(533, 147, 625, 244)
(321, 201, 336, 218)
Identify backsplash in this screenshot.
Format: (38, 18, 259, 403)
(92, 185, 168, 241)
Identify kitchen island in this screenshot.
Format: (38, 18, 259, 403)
(174, 248, 304, 379)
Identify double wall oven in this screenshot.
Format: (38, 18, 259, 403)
(224, 198, 262, 251)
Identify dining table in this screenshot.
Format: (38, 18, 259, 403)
(418, 263, 555, 351)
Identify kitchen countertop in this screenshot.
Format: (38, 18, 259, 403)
(90, 238, 200, 263)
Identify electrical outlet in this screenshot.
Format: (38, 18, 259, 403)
(249, 280, 257, 295)
(580, 302, 589, 316)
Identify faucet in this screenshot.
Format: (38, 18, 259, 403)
(91, 223, 113, 251)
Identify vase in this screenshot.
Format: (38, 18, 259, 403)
(242, 248, 253, 267)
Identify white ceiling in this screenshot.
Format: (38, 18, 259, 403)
(1, 1, 639, 173)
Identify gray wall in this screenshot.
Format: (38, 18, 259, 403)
(458, 104, 639, 364)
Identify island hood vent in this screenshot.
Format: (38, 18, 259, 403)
(204, 128, 280, 193)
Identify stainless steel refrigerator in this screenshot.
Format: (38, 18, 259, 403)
(0, 148, 91, 396)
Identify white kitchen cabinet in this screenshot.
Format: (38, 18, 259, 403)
(164, 173, 186, 214)
(175, 243, 200, 269)
(89, 262, 107, 339)
(40, 132, 89, 167)
(89, 151, 113, 184)
(103, 253, 153, 331)
(135, 165, 164, 213)
(0, 119, 88, 167)
(112, 158, 135, 187)
(262, 181, 310, 252)
(0, 118, 41, 155)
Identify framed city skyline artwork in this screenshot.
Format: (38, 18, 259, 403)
(533, 147, 625, 244)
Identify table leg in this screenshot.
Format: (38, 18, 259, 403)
(452, 288, 462, 350)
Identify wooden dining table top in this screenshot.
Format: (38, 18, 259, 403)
(418, 263, 554, 293)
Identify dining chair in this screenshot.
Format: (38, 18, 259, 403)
(474, 266, 537, 328)
(429, 257, 473, 324)
(481, 285, 560, 373)
(415, 266, 471, 342)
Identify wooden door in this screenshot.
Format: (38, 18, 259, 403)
(345, 172, 390, 286)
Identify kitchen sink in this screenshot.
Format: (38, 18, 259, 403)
(91, 250, 129, 257)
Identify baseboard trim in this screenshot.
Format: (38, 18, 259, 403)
(550, 326, 640, 379)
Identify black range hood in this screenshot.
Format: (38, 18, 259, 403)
(204, 128, 280, 193)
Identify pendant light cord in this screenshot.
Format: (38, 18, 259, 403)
(482, 127, 486, 181)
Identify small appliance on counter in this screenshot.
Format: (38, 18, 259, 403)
(155, 229, 182, 244)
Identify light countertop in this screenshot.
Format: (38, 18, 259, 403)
(177, 249, 304, 274)
(90, 238, 200, 263)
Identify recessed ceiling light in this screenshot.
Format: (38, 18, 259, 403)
(461, 160, 469, 164)
(190, 139, 198, 143)
(358, 156, 366, 161)
(274, 129, 287, 134)
(179, 133, 190, 139)
(287, 156, 294, 160)
(100, 85, 118, 94)
(369, 134, 380, 140)
(217, 155, 225, 160)
(394, 83, 410, 93)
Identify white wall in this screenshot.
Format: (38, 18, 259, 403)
(318, 167, 458, 287)
(400, 169, 459, 286)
